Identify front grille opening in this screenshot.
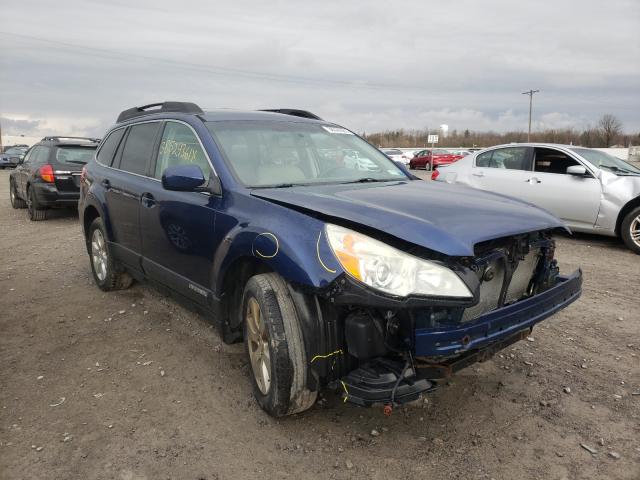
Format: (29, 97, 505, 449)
(462, 247, 541, 323)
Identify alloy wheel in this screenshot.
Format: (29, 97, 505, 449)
(91, 229, 108, 282)
(631, 215, 640, 248)
(246, 296, 271, 395)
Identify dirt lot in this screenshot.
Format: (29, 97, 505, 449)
(1, 169, 638, 480)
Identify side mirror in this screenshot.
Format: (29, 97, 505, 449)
(566, 165, 588, 176)
(162, 164, 207, 191)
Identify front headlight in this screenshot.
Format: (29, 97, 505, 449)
(325, 224, 472, 298)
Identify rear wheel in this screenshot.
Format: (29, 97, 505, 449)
(242, 273, 317, 417)
(409, 162, 415, 170)
(26, 187, 47, 221)
(10, 179, 26, 209)
(621, 206, 640, 254)
(88, 217, 134, 291)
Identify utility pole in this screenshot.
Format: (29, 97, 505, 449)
(522, 89, 539, 142)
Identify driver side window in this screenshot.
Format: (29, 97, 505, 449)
(533, 148, 580, 174)
(154, 122, 211, 179)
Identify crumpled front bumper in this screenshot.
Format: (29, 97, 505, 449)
(414, 269, 582, 357)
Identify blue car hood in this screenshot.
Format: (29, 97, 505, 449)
(251, 180, 566, 257)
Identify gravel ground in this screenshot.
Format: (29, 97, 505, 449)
(1, 169, 638, 480)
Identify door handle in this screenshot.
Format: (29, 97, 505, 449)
(526, 178, 542, 184)
(101, 179, 111, 190)
(141, 192, 156, 208)
(472, 171, 485, 177)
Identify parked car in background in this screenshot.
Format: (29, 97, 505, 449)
(9, 136, 99, 220)
(79, 102, 581, 417)
(342, 149, 379, 172)
(434, 143, 640, 253)
(381, 148, 411, 165)
(409, 149, 464, 170)
(0, 146, 28, 169)
(448, 149, 471, 157)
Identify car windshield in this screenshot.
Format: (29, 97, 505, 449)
(571, 148, 640, 175)
(55, 146, 97, 165)
(4, 147, 26, 155)
(207, 121, 408, 187)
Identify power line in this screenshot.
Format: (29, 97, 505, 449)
(0, 31, 416, 92)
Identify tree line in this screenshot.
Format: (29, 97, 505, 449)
(363, 114, 638, 149)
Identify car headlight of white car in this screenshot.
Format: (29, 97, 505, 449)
(325, 224, 472, 298)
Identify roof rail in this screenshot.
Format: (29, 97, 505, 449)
(259, 109, 323, 120)
(117, 101, 204, 123)
(41, 136, 101, 143)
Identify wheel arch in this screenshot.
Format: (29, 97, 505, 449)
(615, 196, 640, 236)
(216, 255, 274, 342)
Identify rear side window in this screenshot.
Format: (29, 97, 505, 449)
(476, 147, 530, 170)
(32, 146, 51, 165)
(119, 123, 161, 176)
(55, 146, 96, 165)
(154, 122, 211, 179)
(97, 129, 125, 166)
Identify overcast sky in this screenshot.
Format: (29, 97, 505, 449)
(1, 0, 639, 139)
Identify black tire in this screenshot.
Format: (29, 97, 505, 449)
(87, 217, 134, 291)
(621, 206, 640, 254)
(26, 187, 47, 221)
(10, 179, 26, 209)
(409, 163, 415, 170)
(242, 273, 317, 417)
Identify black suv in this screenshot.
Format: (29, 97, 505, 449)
(10, 137, 99, 220)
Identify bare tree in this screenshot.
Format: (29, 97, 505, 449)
(598, 114, 623, 147)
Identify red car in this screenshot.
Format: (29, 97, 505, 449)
(409, 149, 463, 170)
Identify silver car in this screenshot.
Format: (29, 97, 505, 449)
(434, 143, 640, 254)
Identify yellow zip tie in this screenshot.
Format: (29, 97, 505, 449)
(310, 349, 343, 363)
(340, 380, 349, 403)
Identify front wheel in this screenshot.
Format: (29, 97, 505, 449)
(621, 206, 640, 254)
(242, 273, 317, 417)
(88, 217, 134, 291)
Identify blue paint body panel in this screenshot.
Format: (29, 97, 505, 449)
(251, 180, 566, 257)
(414, 270, 582, 356)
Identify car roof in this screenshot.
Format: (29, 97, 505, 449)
(482, 142, 582, 150)
(114, 102, 326, 126)
(36, 137, 100, 147)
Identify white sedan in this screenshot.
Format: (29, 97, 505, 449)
(434, 143, 640, 253)
(381, 148, 411, 165)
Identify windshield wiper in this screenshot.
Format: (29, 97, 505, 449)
(255, 182, 307, 189)
(600, 165, 635, 174)
(341, 177, 395, 184)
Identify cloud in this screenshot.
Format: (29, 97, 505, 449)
(0, 0, 638, 136)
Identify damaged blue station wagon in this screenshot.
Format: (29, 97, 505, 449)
(79, 102, 582, 417)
